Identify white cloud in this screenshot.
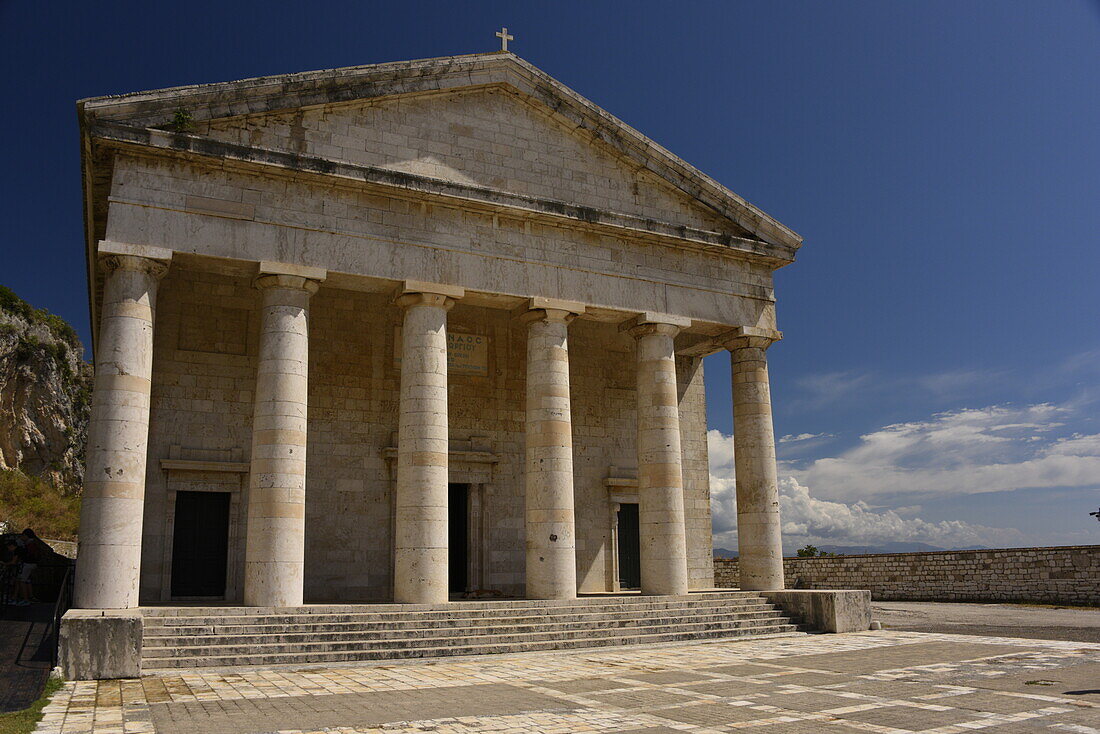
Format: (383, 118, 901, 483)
(705, 398, 1098, 550)
(791, 403, 1100, 501)
(709, 437, 1021, 551)
(778, 432, 833, 443)
(773, 477, 1020, 547)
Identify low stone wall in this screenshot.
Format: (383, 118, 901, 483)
(45, 537, 78, 559)
(714, 545, 1100, 606)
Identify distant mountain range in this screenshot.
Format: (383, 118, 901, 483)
(714, 542, 989, 558)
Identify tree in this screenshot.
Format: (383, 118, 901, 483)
(796, 544, 836, 557)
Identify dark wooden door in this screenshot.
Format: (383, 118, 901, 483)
(171, 491, 230, 597)
(448, 484, 468, 593)
(617, 503, 641, 589)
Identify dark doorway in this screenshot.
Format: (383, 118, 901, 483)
(617, 503, 641, 589)
(171, 491, 230, 597)
(448, 483, 468, 594)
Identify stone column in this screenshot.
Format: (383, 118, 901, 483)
(522, 299, 583, 600)
(393, 281, 464, 604)
(725, 327, 785, 590)
(244, 263, 325, 607)
(627, 314, 691, 596)
(75, 244, 171, 610)
(609, 501, 621, 592)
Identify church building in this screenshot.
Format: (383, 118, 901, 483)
(72, 51, 801, 617)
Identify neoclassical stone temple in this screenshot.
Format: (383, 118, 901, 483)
(72, 53, 801, 616)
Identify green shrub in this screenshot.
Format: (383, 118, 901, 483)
(0, 469, 80, 540)
(0, 284, 82, 349)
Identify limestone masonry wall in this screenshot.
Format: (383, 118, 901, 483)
(138, 263, 713, 603)
(714, 546, 1100, 605)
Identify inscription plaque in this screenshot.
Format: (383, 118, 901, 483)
(393, 328, 489, 377)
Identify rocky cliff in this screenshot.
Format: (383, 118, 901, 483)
(0, 286, 92, 492)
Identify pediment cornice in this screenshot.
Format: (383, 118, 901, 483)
(79, 53, 802, 254)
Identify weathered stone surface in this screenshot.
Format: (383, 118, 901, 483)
(75, 250, 168, 609)
(59, 608, 143, 680)
(523, 306, 579, 600)
(762, 589, 872, 633)
(71, 53, 804, 620)
(726, 331, 784, 591)
(715, 545, 1100, 606)
(82, 54, 802, 257)
(243, 267, 323, 607)
(630, 319, 689, 596)
(394, 286, 457, 604)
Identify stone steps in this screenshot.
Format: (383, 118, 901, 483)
(144, 610, 791, 648)
(139, 592, 805, 671)
(142, 600, 777, 631)
(141, 591, 770, 619)
(143, 609, 784, 643)
(145, 617, 797, 659)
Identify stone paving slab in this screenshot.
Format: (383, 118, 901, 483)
(148, 683, 574, 734)
(769, 640, 1041, 673)
(0, 601, 56, 712)
(34, 630, 1100, 734)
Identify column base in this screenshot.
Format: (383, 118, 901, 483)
(59, 609, 143, 680)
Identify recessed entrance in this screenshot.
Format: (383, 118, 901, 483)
(617, 503, 641, 589)
(448, 483, 469, 594)
(171, 490, 230, 598)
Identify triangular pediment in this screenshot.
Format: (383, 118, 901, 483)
(80, 53, 801, 257)
(192, 86, 747, 237)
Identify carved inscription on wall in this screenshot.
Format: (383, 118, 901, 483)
(393, 328, 489, 377)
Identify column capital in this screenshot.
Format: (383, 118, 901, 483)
(394, 280, 464, 310)
(518, 298, 585, 325)
(721, 326, 783, 352)
(620, 312, 692, 340)
(98, 241, 172, 279)
(254, 274, 322, 294)
(255, 262, 326, 294)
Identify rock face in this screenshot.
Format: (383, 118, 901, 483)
(0, 286, 92, 492)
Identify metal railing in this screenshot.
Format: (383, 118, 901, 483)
(45, 563, 74, 668)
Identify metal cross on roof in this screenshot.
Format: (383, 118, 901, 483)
(495, 27, 514, 53)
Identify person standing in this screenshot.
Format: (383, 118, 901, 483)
(14, 529, 44, 605)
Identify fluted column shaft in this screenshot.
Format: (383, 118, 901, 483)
(523, 307, 579, 600)
(244, 273, 321, 607)
(394, 289, 457, 604)
(728, 334, 785, 590)
(630, 321, 689, 596)
(75, 252, 169, 609)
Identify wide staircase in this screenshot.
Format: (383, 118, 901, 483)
(140, 591, 804, 670)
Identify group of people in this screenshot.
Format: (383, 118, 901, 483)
(1, 528, 46, 606)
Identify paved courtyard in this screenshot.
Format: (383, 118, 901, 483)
(35, 630, 1100, 734)
(873, 601, 1100, 643)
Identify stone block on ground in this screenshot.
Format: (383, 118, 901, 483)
(762, 589, 871, 633)
(59, 608, 143, 680)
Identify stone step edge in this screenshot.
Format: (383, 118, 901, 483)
(142, 618, 798, 657)
(144, 615, 795, 651)
(142, 601, 778, 626)
(138, 592, 768, 616)
(142, 604, 781, 631)
(141, 625, 805, 668)
(143, 611, 791, 645)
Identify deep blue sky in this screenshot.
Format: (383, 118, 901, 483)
(2, 1, 1098, 549)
